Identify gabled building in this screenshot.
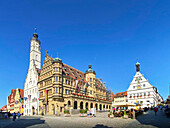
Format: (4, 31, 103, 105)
(38, 51, 112, 115)
(7, 89, 16, 113)
(0, 105, 7, 112)
(127, 62, 163, 108)
(14, 88, 24, 113)
(113, 91, 127, 103)
(24, 28, 41, 116)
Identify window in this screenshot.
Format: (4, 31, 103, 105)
(35, 55, 38, 60)
(90, 78, 92, 82)
(66, 80, 67, 84)
(65, 89, 67, 94)
(56, 77, 58, 82)
(133, 86, 135, 89)
(32, 89, 34, 93)
(90, 90, 92, 94)
(137, 93, 139, 96)
(143, 84, 145, 87)
(56, 88, 58, 93)
(90, 84, 92, 87)
(144, 92, 146, 96)
(56, 68, 58, 72)
(148, 92, 150, 95)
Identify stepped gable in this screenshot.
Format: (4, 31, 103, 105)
(114, 91, 127, 98)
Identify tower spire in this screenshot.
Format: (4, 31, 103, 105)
(35, 27, 37, 33)
(136, 60, 140, 72)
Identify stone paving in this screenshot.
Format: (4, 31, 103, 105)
(136, 109, 170, 128)
(0, 110, 169, 128)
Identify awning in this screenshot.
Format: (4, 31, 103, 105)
(112, 102, 136, 107)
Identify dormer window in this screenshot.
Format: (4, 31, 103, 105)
(77, 71, 79, 73)
(79, 74, 81, 77)
(72, 72, 74, 75)
(64, 68, 67, 71)
(70, 68, 72, 70)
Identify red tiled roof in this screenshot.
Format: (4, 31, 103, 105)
(0, 105, 7, 111)
(114, 91, 127, 98)
(63, 63, 86, 82)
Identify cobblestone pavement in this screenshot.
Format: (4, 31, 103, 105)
(136, 109, 170, 128)
(0, 111, 168, 128)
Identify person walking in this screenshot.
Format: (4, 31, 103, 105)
(18, 112, 21, 119)
(13, 112, 16, 121)
(154, 107, 158, 116)
(8, 111, 11, 119)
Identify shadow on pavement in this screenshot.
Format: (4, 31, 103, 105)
(136, 110, 170, 128)
(4, 117, 48, 128)
(92, 124, 113, 128)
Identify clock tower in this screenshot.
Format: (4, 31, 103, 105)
(24, 28, 41, 116)
(30, 28, 41, 69)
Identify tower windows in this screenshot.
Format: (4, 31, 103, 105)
(90, 78, 92, 82)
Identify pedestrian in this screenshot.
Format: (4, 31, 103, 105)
(13, 112, 16, 121)
(8, 111, 11, 119)
(18, 111, 21, 119)
(160, 105, 163, 111)
(154, 107, 158, 116)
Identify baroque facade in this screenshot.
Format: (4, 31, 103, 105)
(24, 29, 41, 115)
(38, 51, 112, 115)
(127, 62, 163, 108)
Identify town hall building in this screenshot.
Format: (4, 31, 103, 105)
(24, 29, 41, 115)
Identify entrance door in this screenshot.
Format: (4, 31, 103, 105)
(80, 102, 83, 109)
(74, 101, 77, 109)
(60, 107, 63, 112)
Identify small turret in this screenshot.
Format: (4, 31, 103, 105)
(85, 65, 96, 74)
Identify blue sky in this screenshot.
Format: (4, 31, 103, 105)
(0, 0, 170, 108)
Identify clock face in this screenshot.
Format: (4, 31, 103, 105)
(137, 85, 141, 89)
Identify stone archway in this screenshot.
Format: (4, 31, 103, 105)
(103, 105, 105, 110)
(74, 101, 77, 109)
(95, 103, 98, 110)
(80, 101, 83, 109)
(90, 103, 93, 108)
(68, 101, 71, 107)
(99, 104, 102, 110)
(85, 102, 88, 109)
